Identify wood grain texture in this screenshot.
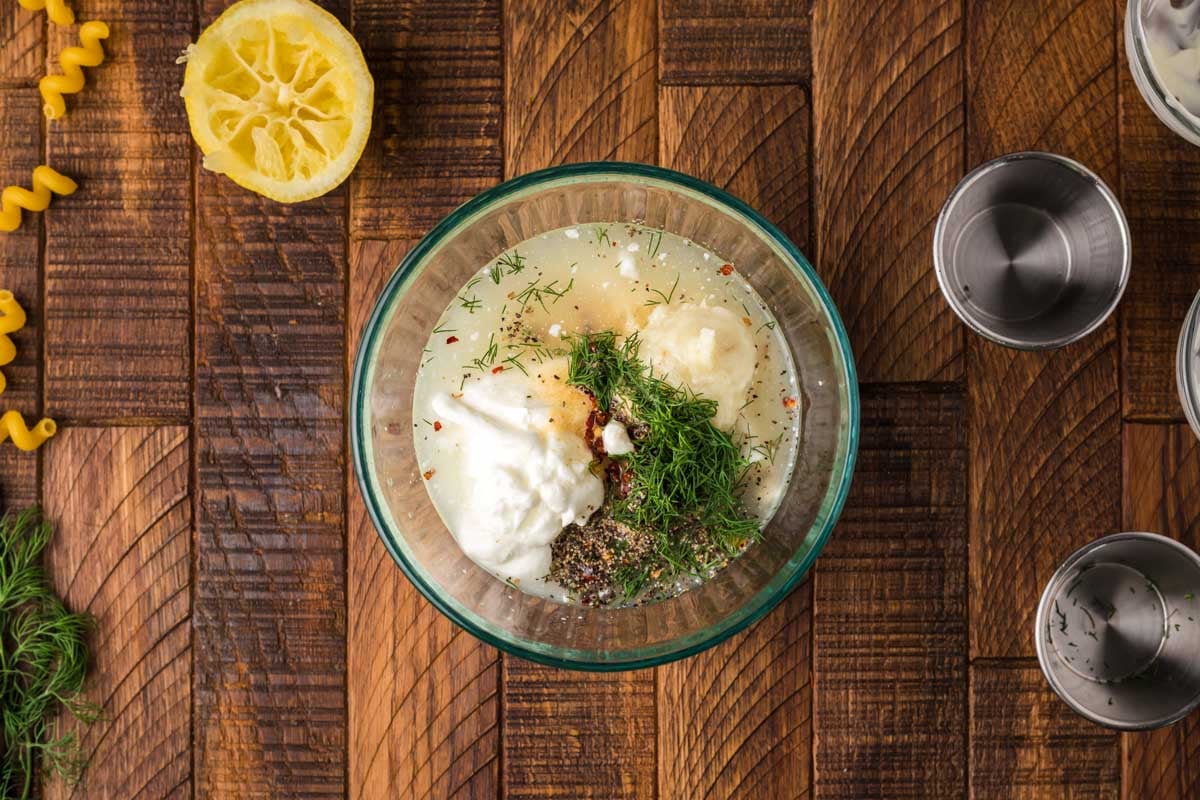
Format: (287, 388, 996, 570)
(194, 164, 347, 795)
(505, 0, 656, 177)
(1122, 424, 1200, 800)
(655, 80, 813, 800)
(0, 88, 42, 509)
(659, 0, 811, 85)
(350, 0, 502, 240)
(194, 0, 348, 782)
(814, 385, 967, 799)
(659, 84, 810, 247)
(347, 239, 500, 800)
(812, 0, 964, 383)
(44, 426, 191, 800)
(44, 0, 193, 420)
(0, 0, 43, 83)
(659, 587, 812, 800)
(503, 659, 656, 799)
(966, 0, 1120, 660)
(1119, 31, 1200, 420)
(970, 663, 1120, 799)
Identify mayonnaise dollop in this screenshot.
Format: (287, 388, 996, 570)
(1144, 0, 1200, 120)
(429, 368, 603, 586)
(638, 303, 757, 429)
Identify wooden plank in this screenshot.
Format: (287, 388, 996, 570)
(44, 0, 192, 420)
(1122, 424, 1200, 799)
(814, 385, 967, 799)
(350, 0, 502, 240)
(44, 426, 191, 799)
(500, 1, 657, 792)
(970, 663, 1120, 799)
(659, 588, 812, 800)
(193, 4, 347, 792)
(1119, 34, 1200, 420)
(656, 82, 813, 800)
(966, 0, 1121, 659)
(659, 0, 811, 85)
(659, 84, 810, 248)
(0, 1, 43, 83)
(505, 0, 656, 178)
(347, 242, 501, 799)
(0, 87, 42, 509)
(503, 659, 656, 799)
(812, 0, 963, 382)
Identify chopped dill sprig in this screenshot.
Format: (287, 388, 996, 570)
(0, 508, 99, 800)
(489, 250, 528, 284)
(565, 332, 762, 593)
(749, 432, 785, 465)
(645, 228, 663, 259)
(514, 278, 574, 312)
(463, 333, 499, 372)
(458, 278, 483, 314)
(644, 275, 680, 307)
(594, 224, 611, 248)
(756, 320, 776, 334)
(432, 321, 457, 335)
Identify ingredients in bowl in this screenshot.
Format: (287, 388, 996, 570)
(1142, 0, 1200, 124)
(411, 224, 802, 606)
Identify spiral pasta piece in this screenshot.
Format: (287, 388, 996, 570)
(17, 0, 74, 25)
(0, 291, 28, 396)
(0, 410, 56, 452)
(39, 20, 109, 120)
(0, 166, 78, 233)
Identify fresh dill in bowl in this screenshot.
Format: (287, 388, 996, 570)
(555, 331, 763, 605)
(0, 508, 98, 799)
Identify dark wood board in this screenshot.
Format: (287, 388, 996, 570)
(0, 0, 1197, 796)
(812, 0, 965, 383)
(813, 385, 967, 799)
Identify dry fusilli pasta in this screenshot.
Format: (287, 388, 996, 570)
(16, 0, 73, 25)
(0, 166, 77, 233)
(40, 20, 109, 120)
(0, 291, 27, 396)
(0, 410, 56, 452)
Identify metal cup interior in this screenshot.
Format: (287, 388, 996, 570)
(1035, 532, 1200, 731)
(934, 152, 1130, 349)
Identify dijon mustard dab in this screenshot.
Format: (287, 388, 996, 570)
(410, 223, 803, 606)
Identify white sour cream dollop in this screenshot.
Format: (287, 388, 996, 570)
(1145, 0, 1200, 121)
(638, 303, 757, 429)
(429, 370, 603, 586)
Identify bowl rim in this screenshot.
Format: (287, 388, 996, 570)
(932, 150, 1131, 351)
(1177, 288, 1200, 440)
(350, 161, 860, 671)
(1033, 531, 1200, 731)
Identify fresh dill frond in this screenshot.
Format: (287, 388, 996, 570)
(566, 332, 761, 593)
(594, 224, 611, 248)
(432, 321, 457, 335)
(756, 320, 776, 334)
(463, 333, 499, 372)
(644, 275, 680, 307)
(646, 228, 663, 259)
(514, 278, 574, 313)
(0, 508, 97, 800)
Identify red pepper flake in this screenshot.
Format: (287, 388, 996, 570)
(423, 469, 435, 480)
(491, 365, 505, 374)
(446, 335, 459, 344)
(782, 396, 798, 409)
(719, 264, 734, 276)
(433, 421, 443, 432)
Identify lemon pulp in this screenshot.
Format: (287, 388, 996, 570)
(182, 0, 373, 203)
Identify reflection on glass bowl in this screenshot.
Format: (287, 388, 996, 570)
(350, 163, 859, 670)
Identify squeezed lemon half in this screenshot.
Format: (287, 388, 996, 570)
(182, 0, 373, 203)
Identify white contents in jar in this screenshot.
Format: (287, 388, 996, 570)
(601, 420, 635, 456)
(428, 368, 603, 587)
(1144, 0, 1200, 121)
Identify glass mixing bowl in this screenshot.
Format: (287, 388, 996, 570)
(351, 163, 859, 670)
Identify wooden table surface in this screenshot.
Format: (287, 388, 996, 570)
(1, 0, 1198, 797)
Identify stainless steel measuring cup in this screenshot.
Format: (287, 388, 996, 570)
(934, 152, 1130, 350)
